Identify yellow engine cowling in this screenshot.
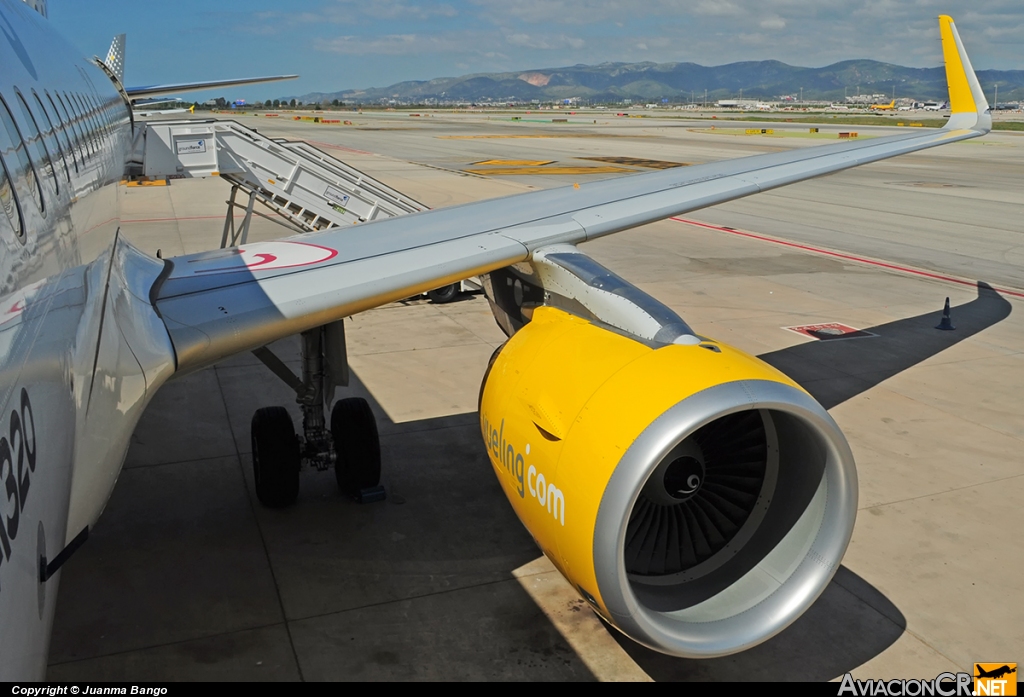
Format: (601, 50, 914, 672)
(480, 306, 857, 657)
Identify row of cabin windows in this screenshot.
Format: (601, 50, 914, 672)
(0, 84, 123, 240)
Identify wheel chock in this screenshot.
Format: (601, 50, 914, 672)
(355, 485, 387, 504)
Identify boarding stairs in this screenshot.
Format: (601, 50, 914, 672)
(130, 118, 427, 247)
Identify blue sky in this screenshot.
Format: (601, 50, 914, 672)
(47, 1, 1024, 101)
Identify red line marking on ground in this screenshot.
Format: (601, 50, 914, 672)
(121, 215, 226, 223)
(671, 217, 1024, 300)
(81, 217, 119, 236)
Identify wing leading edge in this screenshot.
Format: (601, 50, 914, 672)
(153, 16, 990, 375)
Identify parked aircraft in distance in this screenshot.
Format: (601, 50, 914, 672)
(870, 99, 896, 111)
(0, 1, 992, 680)
(132, 100, 195, 117)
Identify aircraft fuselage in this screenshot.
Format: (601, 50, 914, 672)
(0, 0, 164, 679)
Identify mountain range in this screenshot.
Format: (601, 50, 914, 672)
(294, 59, 1024, 105)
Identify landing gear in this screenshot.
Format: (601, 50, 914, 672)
(251, 407, 300, 508)
(331, 397, 381, 496)
(248, 321, 385, 507)
(427, 283, 460, 304)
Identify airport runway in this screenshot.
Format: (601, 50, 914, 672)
(47, 111, 1024, 680)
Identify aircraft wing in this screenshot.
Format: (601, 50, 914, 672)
(125, 74, 298, 99)
(152, 16, 990, 375)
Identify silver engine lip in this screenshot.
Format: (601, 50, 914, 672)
(592, 379, 858, 658)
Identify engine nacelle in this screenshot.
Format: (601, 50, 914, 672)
(480, 306, 857, 657)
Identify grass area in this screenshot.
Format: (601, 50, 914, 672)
(731, 114, 1024, 131)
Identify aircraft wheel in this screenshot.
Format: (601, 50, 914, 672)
(427, 283, 459, 304)
(251, 406, 300, 508)
(332, 397, 381, 495)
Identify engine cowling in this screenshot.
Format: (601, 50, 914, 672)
(479, 306, 857, 657)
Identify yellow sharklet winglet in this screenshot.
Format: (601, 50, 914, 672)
(938, 15, 991, 131)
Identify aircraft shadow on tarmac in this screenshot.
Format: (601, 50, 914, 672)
(760, 281, 1012, 411)
(49, 284, 1010, 681)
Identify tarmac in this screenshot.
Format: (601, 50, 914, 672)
(46, 111, 1024, 681)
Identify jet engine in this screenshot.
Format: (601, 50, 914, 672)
(479, 304, 857, 657)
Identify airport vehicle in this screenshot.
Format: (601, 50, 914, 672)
(425, 277, 482, 303)
(0, 1, 993, 679)
(870, 99, 896, 111)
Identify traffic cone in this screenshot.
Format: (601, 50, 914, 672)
(935, 297, 955, 330)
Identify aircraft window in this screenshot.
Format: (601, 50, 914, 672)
(15, 90, 59, 196)
(92, 96, 110, 142)
(41, 90, 77, 175)
(73, 93, 100, 151)
(82, 93, 101, 143)
(33, 91, 71, 183)
(62, 92, 92, 157)
(85, 94, 104, 142)
(52, 92, 85, 166)
(0, 95, 44, 218)
(95, 96, 111, 140)
(0, 150, 23, 238)
(105, 99, 118, 134)
(69, 93, 89, 150)
(95, 96, 112, 138)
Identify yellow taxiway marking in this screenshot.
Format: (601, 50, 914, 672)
(689, 128, 877, 140)
(464, 166, 637, 176)
(582, 156, 688, 169)
(123, 179, 168, 187)
(439, 134, 653, 139)
(473, 159, 556, 166)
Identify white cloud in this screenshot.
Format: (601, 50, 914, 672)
(693, 1, 741, 16)
(256, 1, 1024, 70)
(316, 33, 473, 55)
(505, 33, 585, 49)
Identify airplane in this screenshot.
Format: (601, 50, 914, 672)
(132, 101, 195, 117)
(975, 665, 1017, 680)
(133, 102, 194, 116)
(0, 0, 994, 680)
(870, 99, 896, 111)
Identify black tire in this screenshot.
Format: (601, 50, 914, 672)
(427, 283, 459, 304)
(332, 397, 381, 495)
(251, 406, 300, 508)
